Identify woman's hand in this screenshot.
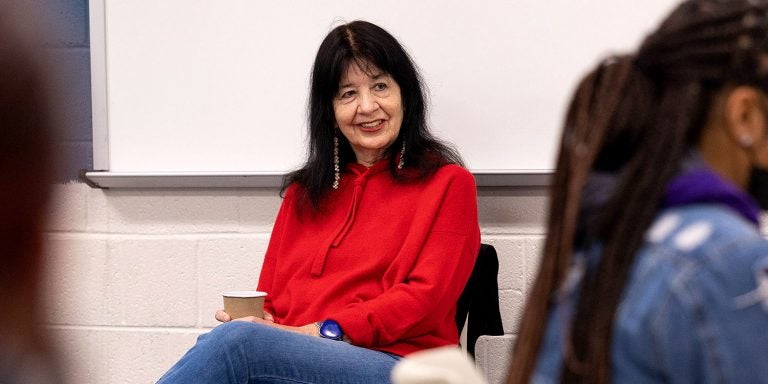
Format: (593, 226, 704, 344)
(236, 317, 319, 337)
(214, 310, 275, 323)
(215, 309, 231, 322)
(214, 310, 318, 337)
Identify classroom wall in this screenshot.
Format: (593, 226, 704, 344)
(43, 184, 547, 384)
(39, 1, 547, 383)
(44, 0, 93, 182)
(36, 2, 768, 384)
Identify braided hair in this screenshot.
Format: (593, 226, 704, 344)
(508, 1, 768, 383)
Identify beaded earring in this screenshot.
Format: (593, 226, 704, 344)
(333, 135, 340, 189)
(397, 141, 406, 170)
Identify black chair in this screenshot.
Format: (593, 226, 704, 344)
(455, 243, 504, 359)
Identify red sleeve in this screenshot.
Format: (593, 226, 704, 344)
(256, 185, 295, 317)
(331, 169, 481, 347)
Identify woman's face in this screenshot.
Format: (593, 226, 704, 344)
(333, 62, 403, 165)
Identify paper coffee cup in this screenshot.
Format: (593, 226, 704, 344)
(222, 290, 267, 319)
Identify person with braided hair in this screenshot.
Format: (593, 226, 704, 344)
(508, 1, 768, 383)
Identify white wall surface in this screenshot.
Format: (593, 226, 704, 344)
(44, 182, 548, 384)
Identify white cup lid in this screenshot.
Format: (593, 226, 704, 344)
(222, 290, 267, 298)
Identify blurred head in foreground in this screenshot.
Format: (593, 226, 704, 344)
(0, 3, 62, 383)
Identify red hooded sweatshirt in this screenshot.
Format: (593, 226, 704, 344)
(257, 160, 480, 356)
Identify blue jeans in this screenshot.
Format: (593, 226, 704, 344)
(157, 321, 400, 384)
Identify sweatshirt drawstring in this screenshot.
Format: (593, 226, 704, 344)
(332, 184, 361, 247)
(310, 172, 369, 276)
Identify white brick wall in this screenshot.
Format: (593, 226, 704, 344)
(43, 183, 547, 384)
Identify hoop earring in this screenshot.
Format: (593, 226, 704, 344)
(333, 135, 340, 189)
(397, 141, 406, 170)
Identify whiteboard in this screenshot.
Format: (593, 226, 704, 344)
(89, 0, 679, 185)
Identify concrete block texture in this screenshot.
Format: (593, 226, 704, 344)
(103, 190, 242, 234)
(43, 183, 546, 384)
(109, 237, 199, 326)
(47, 183, 282, 235)
(483, 237, 525, 291)
(48, 184, 88, 232)
(477, 187, 547, 234)
(475, 335, 516, 384)
(236, 189, 284, 232)
(197, 235, 270, 327)
(499, 290, 525, 334)
(50, 185, 299, 234)
(82, 189, 282, 234)
(525, 237, 544, 292)
(50, 326, 206, 384)
(86, 185, 110, 232)
(44, 235, 116, 326)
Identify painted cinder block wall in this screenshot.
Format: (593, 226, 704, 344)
(41, 1, 548, 383)
(45, 185, 547, 384)
(43, 0, 93, 181)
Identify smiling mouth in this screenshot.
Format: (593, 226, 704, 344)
(359, 120, 384, 130)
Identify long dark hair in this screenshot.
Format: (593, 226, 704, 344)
(509, 1, 768, 383)
(282, 20, 463, 209)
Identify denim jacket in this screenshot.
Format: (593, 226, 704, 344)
(533, 167, 768, 383)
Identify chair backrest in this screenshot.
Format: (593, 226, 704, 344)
(455, 243, 504, 358)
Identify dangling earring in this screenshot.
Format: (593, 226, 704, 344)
(397, 141, 406, 170)
(333, 135, 340, 189)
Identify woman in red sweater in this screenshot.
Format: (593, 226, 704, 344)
(158, 20, 480, 384)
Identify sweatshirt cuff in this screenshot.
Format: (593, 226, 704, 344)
(330, 309, 374, 346)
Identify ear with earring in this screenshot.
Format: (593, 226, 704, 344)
(333, 131, 340, 190)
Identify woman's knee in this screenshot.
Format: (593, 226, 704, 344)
(212, 320, 261, 338)
(203, 321, 266, 350)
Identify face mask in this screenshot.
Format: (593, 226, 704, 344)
(748, 165, 768, 210)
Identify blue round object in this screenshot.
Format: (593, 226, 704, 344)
(319, 319, 344, 341)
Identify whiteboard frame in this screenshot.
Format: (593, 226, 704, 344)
(86, 0, 553, 188)
(89, 0, 110, 170)
(81, 170, 551, 188)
